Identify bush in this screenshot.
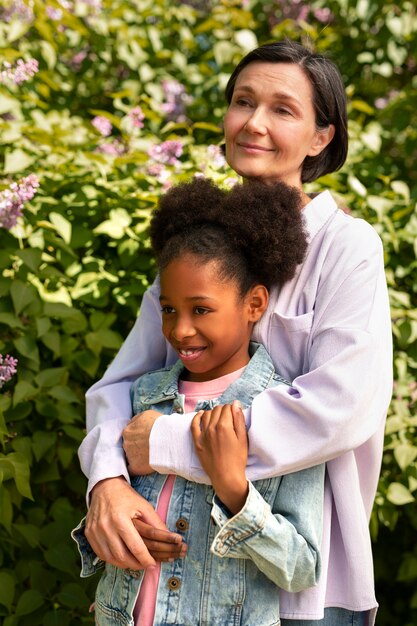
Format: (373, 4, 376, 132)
(0, 1, 416, 623)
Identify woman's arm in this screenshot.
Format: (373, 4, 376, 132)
(148, 220, 392, 481)
(79, 278, 175, 497)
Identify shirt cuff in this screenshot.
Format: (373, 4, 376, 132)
(210, 481, 270, 557)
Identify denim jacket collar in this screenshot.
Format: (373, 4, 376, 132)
(140, 342, 281, 408)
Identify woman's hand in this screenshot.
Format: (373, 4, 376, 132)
(191, 401, 249, 515)
(85, 477, 186, 569)
(123, 410, 162, 476)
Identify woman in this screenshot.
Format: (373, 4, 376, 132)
(79, 41, 392, 625)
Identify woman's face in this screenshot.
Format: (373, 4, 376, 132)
(224, 61, 334, 189)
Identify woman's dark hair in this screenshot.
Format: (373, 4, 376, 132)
(150, 177, 307, 297)
(225, 40, 348, 183)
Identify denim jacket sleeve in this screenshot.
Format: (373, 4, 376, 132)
(210, 463, 325, 592)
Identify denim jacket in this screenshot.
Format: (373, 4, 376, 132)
(73, 343, 324, 626)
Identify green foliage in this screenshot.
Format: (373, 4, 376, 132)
(0, 0, 416, 623)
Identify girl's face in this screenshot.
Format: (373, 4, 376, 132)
(159, 254, 267, 382)
(224, 61, 335, 189)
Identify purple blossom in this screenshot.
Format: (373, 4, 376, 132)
(0, 174, 40, 230)
(161, 79, 193, 122)
(46, 5, 63, 20)
(207, 144, 226, 168)
(0, 58, 39, 86)
(70, 49, 88, 70)
(92, 115, 112, 137)
(148, 140, 183, 166)
(313, 7, 332, 22)
(0, 354, 18, 389)
(0, 0, 34, 23)
(95, 139, 125, 156)
(128, 106, 145, 129)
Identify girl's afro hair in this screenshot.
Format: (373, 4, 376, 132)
(150, 177, 308, 290)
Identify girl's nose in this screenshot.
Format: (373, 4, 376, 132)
(171, 317, 196, 341)
(244, 107, 268, 134)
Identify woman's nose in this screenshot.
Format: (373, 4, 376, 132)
(244, 107, 268, 134)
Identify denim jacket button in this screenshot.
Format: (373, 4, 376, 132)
(175, 517, 189, 532)
(126, 569, 142, 579)
(167, 576, 181, 590)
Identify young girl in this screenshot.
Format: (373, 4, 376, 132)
(74, 177, 325, 625)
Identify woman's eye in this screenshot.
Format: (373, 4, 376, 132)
(161, 306, 174, 314)
(234, 97, 252, 107)
(275, 107, 292, 116)
(194, 307, 210, 315)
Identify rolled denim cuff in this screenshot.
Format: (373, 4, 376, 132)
(210, 481, 269, 557)
(71, 517, 105, 577)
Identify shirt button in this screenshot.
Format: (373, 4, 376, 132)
(175, 517, 189, 532)
(167, 576, 181, 590)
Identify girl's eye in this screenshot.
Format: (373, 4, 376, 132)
(194, 307, 210, 315)
(161, 306, 175, 314)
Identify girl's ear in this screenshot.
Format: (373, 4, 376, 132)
(246, 285, 269, 322)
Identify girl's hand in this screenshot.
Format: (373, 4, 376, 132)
(191, 400, 249, 515)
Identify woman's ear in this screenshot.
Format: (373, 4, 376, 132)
(246, 285, 269, 322)
(308, 124, 335, 157)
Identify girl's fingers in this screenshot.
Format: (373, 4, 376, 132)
(231, 400, 247, 440)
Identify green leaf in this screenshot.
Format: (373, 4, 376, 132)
(16, 249, 43, 273)
(0, 485, 13, 532)
(11, 280, 37, 315)
(13, 335, 40, 369)
(57, 582, 90, 609)
(0, 571, 15, 612)
(49, 212, 72, 244)
(4, 149, 35, 174)
(13, 381, 38, 406)
(394, 444, 417, 471)
(15, 589, 44, 616)
(0, 453, 32, 499)
(32, 431, 57, 462)
(35, 367, 67, 388)
(14, 523, 41, 547)
(386, 482, 415, 506)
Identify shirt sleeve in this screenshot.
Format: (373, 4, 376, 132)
(79, 279, 171, 498)
(210, 465, 325, 592)
(150, 220, 393, 481)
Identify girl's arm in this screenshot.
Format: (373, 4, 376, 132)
(210, 468, 324, 592)
(191, 403, 323, 592)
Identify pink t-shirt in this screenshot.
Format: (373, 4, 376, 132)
(133, 367, 245, 626)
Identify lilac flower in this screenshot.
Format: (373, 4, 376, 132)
(161, 79, 193, 122)
(70, 49, 88, 70)
(128, 106, 145, 129)
(95, 139, 125, 156)
(148, 140, 183, 166)
(0, 0, 34, 23)
(313, 7, 332, 23)
(0, 354, 18, 389)
(46, 5, 63, 20)
(92, 116, 112, 137)
(0, 174, 40, 230)
(207, 144, 226, 168)
(0, 58, 39, 86)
